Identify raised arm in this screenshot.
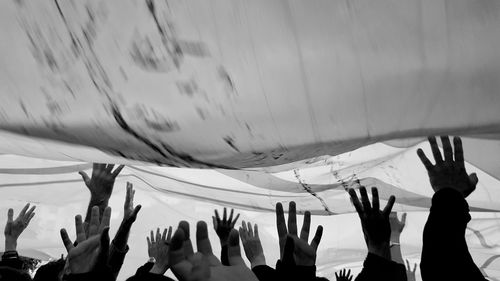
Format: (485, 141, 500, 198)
(417, 136, 486, 281)
(212, 207, 240, 265)
(60, 206, 113, 281)
(108, 182, 142, 279)
(79, 163, 124, 224)
(389, 212, 406, 265)
(348, 186, 406, 281)
(2, 203, 36, 270)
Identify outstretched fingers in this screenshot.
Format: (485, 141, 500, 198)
(401, 212, 407, 226)
(441, 136, 453, 162)
(112, 165, 125, 177)
(348, 188, 363, 216)
(428, 136, 443, 163)
(287, 201, 297, 236)
(60, 228, 74, 252)
(125, 182, 132, 207)
(359, 186, 371, 213)
(18, 203, 30, 218)
(167, 226, 173, 241)
(230, 213, 240, 228)
(371, 187, 380, 211)
(276, 202, 287, 239)
(75, 215, 86, 243)
(454, 137, 465, 168)
(300, 211, 311, 241)
(214, 210, 221, 225)
(382, 195, 396, 217)
(7, 208, 13, 223)
(310, 225, 323, 250)
(88, 206, 100, 236)
(417, 149, 433, 170)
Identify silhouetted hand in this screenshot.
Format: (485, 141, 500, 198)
(335, 268, 353, 281)
(60, 206, 111, 274)
(405, 259, 417, 281)
(276, 201, 323, 266)
(212, 208, 240, 245)
(239, 221, 266, 268)
(349, 186, 395, 260)
(417, 136, 478, 198)
(149, 227, 173, 275)
(169, 221, 257, 281)
(123, 182, 141, 223)
(79, 163, 124, 202)
(389, 212, 406, 242)
(4, 203, 36, 251)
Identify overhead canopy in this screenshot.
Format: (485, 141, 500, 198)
(0, 0, 500, 280)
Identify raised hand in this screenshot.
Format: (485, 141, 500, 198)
(389, 212, 407, 242)
(169, 221, 257, 281)
(335, 268, 353, 281)
(276, 201, 323, 266)
(79, 163, 124, 201)
(349, 186, 396, 260)
(60, 206, 111, 274)
(4, 203, 36, 251)
(123, 182, 142, 223)
(212, 208, 240, 244)
(417, 136, 478, 197)
(405, 259, 417, 281)
(239, 221, 266, 268)
(149, 227, 173, 275)
(389, 212, 406, 234)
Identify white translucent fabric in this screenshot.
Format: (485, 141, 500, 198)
(1, 0, 500, 168)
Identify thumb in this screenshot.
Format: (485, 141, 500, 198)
(469, 173, 479, 186)
(131, 205, 142, 220)
(78, 171, 90, 186)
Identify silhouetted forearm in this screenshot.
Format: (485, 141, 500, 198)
(252, 265, 277, 281)
(421, 188, 486, 281)
(356, 253, 406, 281)
(108, 220, 133, 279)
(221, 244, 229, 266)
(84, 197, 109, 224)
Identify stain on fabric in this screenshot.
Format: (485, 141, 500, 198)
(223, 136, 240, 152)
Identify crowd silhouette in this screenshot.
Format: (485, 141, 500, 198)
(0, 136, 489, 280)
